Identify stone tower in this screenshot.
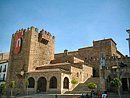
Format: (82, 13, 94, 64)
(7, 26, 55, 88)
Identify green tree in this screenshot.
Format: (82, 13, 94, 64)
(87, 82, 97, 90)
(25, 79, 29, 95)
(0, 82, 6, 95)
(71, 79, 78, 85)
(9, 81, 16, 96)
(110, 78, 122, 98)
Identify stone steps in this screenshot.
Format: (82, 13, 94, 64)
(65, 77, 100, 94)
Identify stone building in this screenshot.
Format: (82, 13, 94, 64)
(0, 53, 9, 85)
(6, 26, 130, 95)
(7, 26, 92, 94)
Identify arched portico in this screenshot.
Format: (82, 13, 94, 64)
(49, 76, 57, 88)
(28, 77, 35, 88)
(37, 77, 47, 92)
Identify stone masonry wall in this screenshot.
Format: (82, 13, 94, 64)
(55, 38, 124, 76)
(28, 27, 55, 71)
(7, 26, 55, 95)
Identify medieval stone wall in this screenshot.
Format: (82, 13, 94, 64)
(7, 27, 55, 95)
(55, 38, 124, 76)
(7, 28, 31, 82)
(82, 65, 92, 82)
(28, 27, 55, 71)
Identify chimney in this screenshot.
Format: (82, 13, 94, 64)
(64, 49, 68, 56)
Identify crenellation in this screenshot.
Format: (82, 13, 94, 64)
(23, 29, 26, 32)
(35, 27, 38, 32)
(30, 26, 36, 32)
(39, 29, 55, 42)
(27, 27, 30, 30)
(21, 28, 24, 31)
(52, 36, 55, 39)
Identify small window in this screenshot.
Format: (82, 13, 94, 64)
(0, 74, 1, 81)
(3, 74, 5, 81)
(77, 72, 79, 77)
(41, 38, 49, 45)
(80, 72, 82, 75)
(16, 38, 22, 47)
(3, 65, 6, 72)
(0, 66, 2, 73)
(63, 77, 69, 89)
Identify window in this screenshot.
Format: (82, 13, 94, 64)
(0, 74, 1, 81)
(3, 65, 6, 72)
(41, 38, 48, 45)
(63, 77, 69, 89)
(49, 76, 57, 88)
(0, 66, 2, 73)
(77, 72, 79, 77)
(3, 74, 5, 81)
(16, 38, 22, 47)
(28, 77, 35, 88)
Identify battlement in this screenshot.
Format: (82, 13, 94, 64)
(14, 26, 38, 35)
(13, 26, 55, 42)
(38, 29, 55, 43)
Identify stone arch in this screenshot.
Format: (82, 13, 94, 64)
(28, 77, 35, 88)
(49, 76, 57, 88)
(63, 77, 69, 89)
(37, 77, 47, 92)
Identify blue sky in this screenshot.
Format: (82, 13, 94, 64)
(0, 0, 130, 55)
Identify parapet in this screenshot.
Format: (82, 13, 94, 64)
(93, 38, 117, 47)
(13, 26, 55, 42)
(38, 29, 55, 43)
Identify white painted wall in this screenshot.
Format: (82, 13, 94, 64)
(0, 62, 8, 85)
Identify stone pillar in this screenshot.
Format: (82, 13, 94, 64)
(35, 80, 37, 93)
(61, 73, 63, 93)
(127, 78, 129, 90)
(46, 78, 50, 92)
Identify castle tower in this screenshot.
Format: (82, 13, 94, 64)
(7, 26, 55, 91)
(126, 29, 130, 56)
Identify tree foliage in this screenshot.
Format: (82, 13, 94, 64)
(0, 82, 6, 90)
(9, 81, 16, 89)
(110, 78, 122, 88)
(110, 78, 122, 98)
(0, 82, 6, 95)
(87, 82, 97, 90)
(71, 79, 78, 84)
(9, 81, 16, 96)
(25, 79, 29, 87)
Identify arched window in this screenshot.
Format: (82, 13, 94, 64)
(63, 77, 69, 89)
(49, 76, 57, 88)
(37, 77, 47, 92)
(28, 77, 35, 88)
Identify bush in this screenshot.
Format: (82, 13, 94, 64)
(87, 82, 97, 90)
(0, 82, 6, 95)
(110, 78, 122, 88)
(71, 79, 78, 84)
